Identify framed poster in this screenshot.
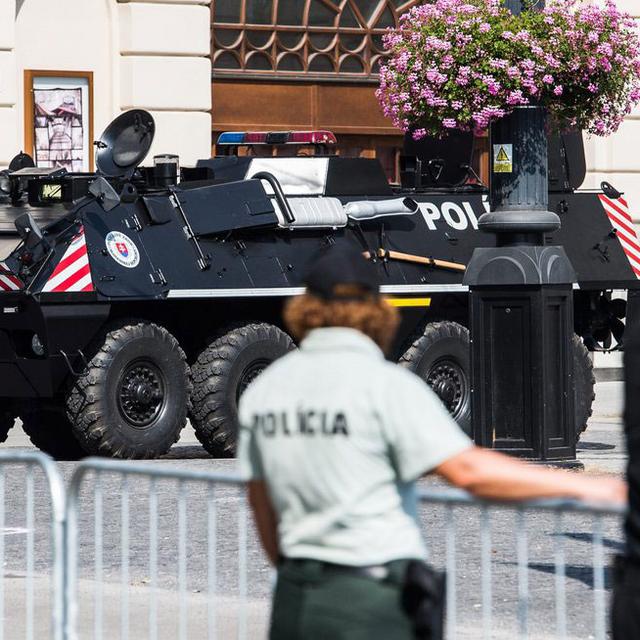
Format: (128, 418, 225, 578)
(24, 70, 94, 172)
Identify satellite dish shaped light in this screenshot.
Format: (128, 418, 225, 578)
(8, 152, 35, 172)
(95, 109, 155, 179)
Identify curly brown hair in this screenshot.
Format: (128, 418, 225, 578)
(283, 285, 400, 353)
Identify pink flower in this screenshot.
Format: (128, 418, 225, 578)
(376, 0, 640, 139)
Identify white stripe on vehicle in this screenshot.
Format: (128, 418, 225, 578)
(599, 195, 640, 279)
(0, 263, 21, 290)
(41, 254, 90, 293)
(167, 284, 469, 299)
(64, 272, 93, 293)
(0, 275, 19, 291)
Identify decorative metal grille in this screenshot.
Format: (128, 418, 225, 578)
(212, 0, 420, 81)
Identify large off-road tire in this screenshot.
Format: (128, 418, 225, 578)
(20, 403, 86, 460)
(66, 322, 191, 459)
(399, 321, 472, 436)
(573, 334, 595, 442)
(0, 410, 15, 445)
(191, 323, 295, 456)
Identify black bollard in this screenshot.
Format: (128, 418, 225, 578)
(463, 0, 578, 462)
(463, 102, 578, 461)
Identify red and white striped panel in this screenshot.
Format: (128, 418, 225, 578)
(599, 194, 640, 279)
(41, 228, 94, 293)
(0, 262, 23, 292)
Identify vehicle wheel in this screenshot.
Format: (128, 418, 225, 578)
(190, 323, 295, 456)
(66, 322, 191, 459)
(0, 409, 15, 444)
(573, 334, 595, 442)
(20, 403, 86, 460)
(399, 321, 472, 436)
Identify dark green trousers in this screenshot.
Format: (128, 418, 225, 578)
(270, 559, 415, 640)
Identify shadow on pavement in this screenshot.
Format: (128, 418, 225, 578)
(522, 563, 613, 590)
(553, 531, 624, 552)
(161, 445, 214, 460)
(577, 442, 616, 451)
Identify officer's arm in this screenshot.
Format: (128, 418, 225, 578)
(247, 480, 280, 565)
(435, 446, 627, 505)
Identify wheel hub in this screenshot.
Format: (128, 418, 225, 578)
(118, 361, 166, 428)
(434, 378, 457, 405)
(426, 360, 466, 418)
(236, 359, 270, 402)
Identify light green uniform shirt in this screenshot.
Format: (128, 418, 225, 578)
(237, 327, 472, 566)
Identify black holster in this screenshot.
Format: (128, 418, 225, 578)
(401, 560, 446, 640)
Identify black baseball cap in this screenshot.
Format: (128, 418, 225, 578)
(303, 245, 380, 300)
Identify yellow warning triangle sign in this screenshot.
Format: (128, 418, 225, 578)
(496, 146, 510, 162)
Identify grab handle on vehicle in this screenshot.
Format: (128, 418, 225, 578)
(252, 171, 296, 224)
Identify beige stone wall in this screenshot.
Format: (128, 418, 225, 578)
(582, 0, 640, 218)
(0, 0, 212, 168)
(0, 0, 18, 166)
(14, 0, 116, 164)
(117, 0, 212, 164)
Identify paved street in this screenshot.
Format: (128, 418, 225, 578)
(0, 381, 628, 639)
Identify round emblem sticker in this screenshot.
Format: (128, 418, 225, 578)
(105, 231, 140, 269)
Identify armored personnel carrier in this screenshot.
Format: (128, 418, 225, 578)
(0, 110, 632, 459)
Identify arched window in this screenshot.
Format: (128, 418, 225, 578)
(212, 0, 420, 80)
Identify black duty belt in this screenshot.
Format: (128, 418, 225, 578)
(283, 557, 404, 582)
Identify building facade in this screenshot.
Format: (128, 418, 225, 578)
(0, 0, 636, 212)
(0, 0, 212, 170)
(583, 0, 640, 216)
(211, 0, 640, 213)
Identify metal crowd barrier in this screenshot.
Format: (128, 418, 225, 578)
(0, 453, 626, 640)
(417, 488, 625, 640)
(64, 459, 263, 640)
(0, 451, 66, 640)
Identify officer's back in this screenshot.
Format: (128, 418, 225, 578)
(241, 325, 465, 567)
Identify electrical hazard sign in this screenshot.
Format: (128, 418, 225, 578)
(493, 144, 513, 173)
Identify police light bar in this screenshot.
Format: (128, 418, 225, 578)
(217, 131, 337, 146)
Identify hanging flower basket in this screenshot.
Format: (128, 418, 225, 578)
(376, 0, 640, 139)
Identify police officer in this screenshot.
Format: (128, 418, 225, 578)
(238, 246, 626, 640)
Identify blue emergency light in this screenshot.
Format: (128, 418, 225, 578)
(216, 132, 246, 145)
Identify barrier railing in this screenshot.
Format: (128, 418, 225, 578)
(65, 459, 261, 640)
(417, 488, 624, 640)
(0, 451, 66, 640)
(0, 454, 626, 640)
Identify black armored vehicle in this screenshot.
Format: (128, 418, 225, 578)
(0, 110, 633, 459)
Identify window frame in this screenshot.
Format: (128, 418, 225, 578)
(211, 0, 420, 82)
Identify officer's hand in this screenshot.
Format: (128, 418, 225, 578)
(575, 476, 628, 508)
